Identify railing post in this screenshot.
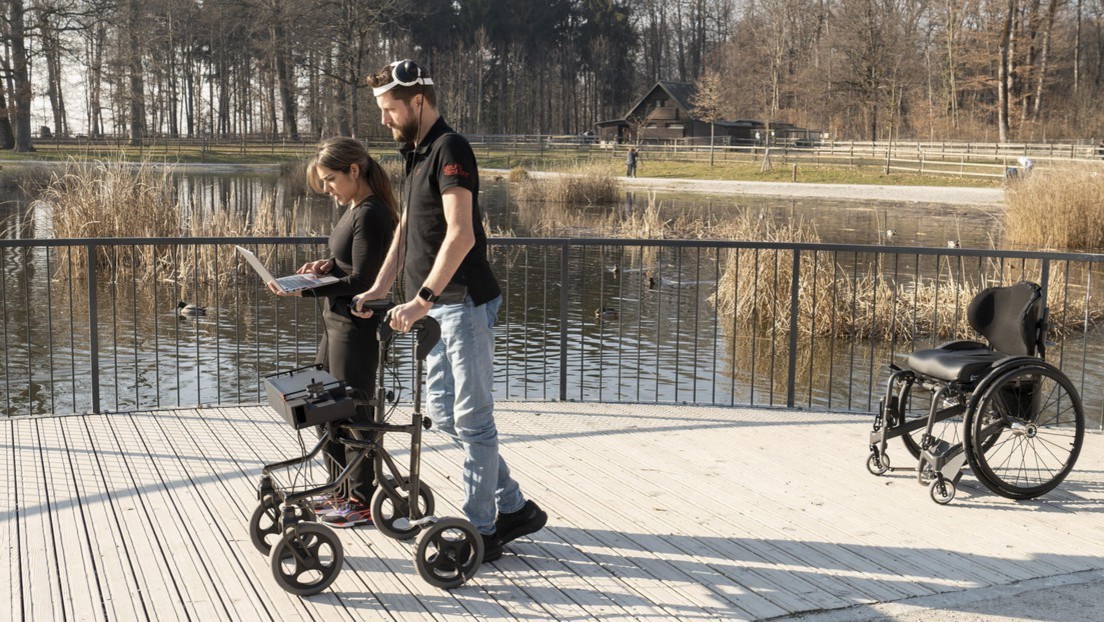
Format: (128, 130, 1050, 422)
(86, 243, 101, 414)
(786, 249, 801, 408)
(559, 241, 569, 401)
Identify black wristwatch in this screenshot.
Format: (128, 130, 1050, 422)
(417, 286, 439, 304)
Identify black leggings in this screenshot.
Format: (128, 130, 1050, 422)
(315, 305, 380, 503)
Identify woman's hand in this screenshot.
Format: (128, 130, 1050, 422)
(267, 282, 301, 297)
(296, 259, 334, 275)
(350, 288, 387, 318)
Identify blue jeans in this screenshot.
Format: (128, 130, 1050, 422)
(425, 295, 524, 534)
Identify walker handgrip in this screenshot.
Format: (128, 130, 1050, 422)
(349, 298, 394, 313)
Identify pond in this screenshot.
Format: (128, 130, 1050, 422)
(1, 166, 1100, 430)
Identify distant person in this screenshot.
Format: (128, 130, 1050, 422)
(626, 146, 638, 177)
(1017, 156, 1034, 176)
(270, 137, 397, 528)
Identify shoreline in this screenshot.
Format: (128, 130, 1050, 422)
(514, 170, 1005, 206)
(4, 159, 1004, 206)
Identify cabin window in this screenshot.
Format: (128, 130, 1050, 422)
(668, 123, 684, 129)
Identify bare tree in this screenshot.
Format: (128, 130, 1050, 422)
(690, 69, 723, 165)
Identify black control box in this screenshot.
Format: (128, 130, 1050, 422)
(264, 365, 355, 429)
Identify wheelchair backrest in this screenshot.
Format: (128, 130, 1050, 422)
(967, 281, 1045, 356)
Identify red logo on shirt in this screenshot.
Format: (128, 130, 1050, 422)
(443, 164, 469, 178)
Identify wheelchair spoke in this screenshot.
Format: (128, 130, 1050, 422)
(967, 364, 1084, 499)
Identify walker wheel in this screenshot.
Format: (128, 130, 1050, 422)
(929, 478, 956, 505)
(371, 477, 436, 541)
(866, 451, 890, 476)
(415, 517, 483, 589)
(269, 522, 343, 596)
(249, 496, 316, 555)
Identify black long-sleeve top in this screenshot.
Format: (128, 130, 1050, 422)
(307, 196, 394, 300)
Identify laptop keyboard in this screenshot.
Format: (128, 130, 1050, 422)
(276, 274, 324, 291)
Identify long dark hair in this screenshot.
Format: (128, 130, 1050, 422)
(307, 137, 399, 224)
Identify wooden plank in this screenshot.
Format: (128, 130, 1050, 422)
(1, 419, 21, 622)
(59, 415, 147, 620)
(80, 414, 190, 620)
(105, 412, 235, 620)
(484, 415, 793, 619)
(37, 417, 107, 621)
(6, 403, 1103, 622)
(150, 408, 325, 622)
(13, 418, 64, 620)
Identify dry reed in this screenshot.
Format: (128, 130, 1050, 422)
(1004, 163, 1104, 250)
(40, 157, 313, 303)
(512, 168, 619, 205)
(713, 228, 1101, 342)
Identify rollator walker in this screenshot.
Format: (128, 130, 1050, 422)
(867, 281, 1084, 504)
(248, 301, 484, 595)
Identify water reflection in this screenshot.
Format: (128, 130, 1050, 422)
(2, 168, 1102, 430)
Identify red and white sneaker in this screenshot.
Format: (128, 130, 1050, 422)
(321, 498, 373, 528)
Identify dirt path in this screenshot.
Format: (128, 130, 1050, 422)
(518, 170, 1005, 206)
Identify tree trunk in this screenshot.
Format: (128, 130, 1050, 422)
(998, 0, 1015, 142)
(1031, 0, 1059, 121)
(273, 18, 299, 140)
(126, 0, 146, 147)
(0, 89, 15, 150)
(8, 0, 34, 151)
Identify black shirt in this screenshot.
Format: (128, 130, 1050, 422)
(400, 116, 500, 306)
(309, 196, 394, 301)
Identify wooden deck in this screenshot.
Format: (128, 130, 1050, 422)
(3, 402, 1103, 621)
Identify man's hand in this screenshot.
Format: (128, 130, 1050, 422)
(388, 299, 431, 333)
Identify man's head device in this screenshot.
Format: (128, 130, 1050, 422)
(373, 60, 433, 97)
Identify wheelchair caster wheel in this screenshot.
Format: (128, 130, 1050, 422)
(929, 478, 956, 505)
(917, 457, 936, 485)
(372, 477, 436, 541)
(269, 523, 344, 596)
(415, 517, 483, 589)
(250, 495, 315, 555)
(866, 451, 890, 476)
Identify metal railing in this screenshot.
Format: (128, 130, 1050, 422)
(2, 237, 1103, 428)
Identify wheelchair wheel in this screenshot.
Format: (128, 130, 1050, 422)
(250, 496, 316, 555)
(866, 451, 890, 475)
(269, 522, 343, 596)
(964, 364, 1084, 500)
(929, 477, 956, 504)
(894, 380, 964, 460)
(371, 477, 436, 541)
(415, 517, 483, 589)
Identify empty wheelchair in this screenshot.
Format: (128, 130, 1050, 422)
(867, 281, 1084, 504)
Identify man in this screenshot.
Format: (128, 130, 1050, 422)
(625, 146, 638, 177)
(352, 60, 546, 562)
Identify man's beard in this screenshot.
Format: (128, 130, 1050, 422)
(392, 118, 419, 144)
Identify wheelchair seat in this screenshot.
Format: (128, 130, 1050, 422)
(906, 281, 1044, 383)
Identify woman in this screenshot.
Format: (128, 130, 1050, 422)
(270, 137, 397, 528)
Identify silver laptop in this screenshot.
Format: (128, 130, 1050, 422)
(235, 245, 340, 293)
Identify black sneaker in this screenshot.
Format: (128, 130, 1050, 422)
(481, 532, 503, 563)
(494, 500, 547, 545)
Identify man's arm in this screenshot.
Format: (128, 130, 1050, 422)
(421, 187, 474, 296)
(384, 187, 473, 330)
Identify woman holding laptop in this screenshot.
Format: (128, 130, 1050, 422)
(269, 137, 397, 527)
